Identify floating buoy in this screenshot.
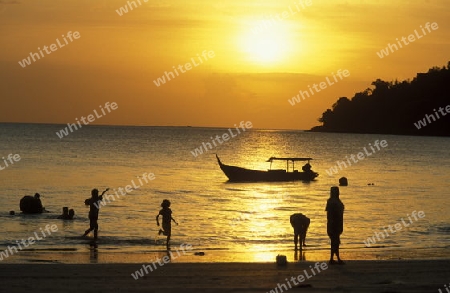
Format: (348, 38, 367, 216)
(339, 177, 348, 186)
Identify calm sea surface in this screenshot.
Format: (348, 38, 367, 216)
(0, 123, 449, 263)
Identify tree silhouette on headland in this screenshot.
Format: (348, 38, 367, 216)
(310, 62, 450, 136)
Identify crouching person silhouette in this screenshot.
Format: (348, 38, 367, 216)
(290, 213, 310, 251)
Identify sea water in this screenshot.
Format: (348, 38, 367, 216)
(0, 123, 449, 263)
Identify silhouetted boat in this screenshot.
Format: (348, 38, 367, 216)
(216, 155, 318, 182)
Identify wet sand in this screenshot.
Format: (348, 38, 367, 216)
(1, 259, 449, 292)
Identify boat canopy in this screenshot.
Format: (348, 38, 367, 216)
(266, 157, 313, 162)
(266, 157, 313, 172)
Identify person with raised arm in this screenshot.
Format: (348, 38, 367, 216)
(83, 188, 109, 240)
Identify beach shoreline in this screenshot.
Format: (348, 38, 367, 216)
(1, 259, 449, 292)
(2, 245, 449, 264)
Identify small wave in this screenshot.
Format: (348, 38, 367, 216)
(1, 212, 53, 218)
(227, 210, 254, 214)
(154, 190, 176, 195)
(177, 190, 192, 194)
(410, 229, 430, 235)
(364, 245, 388, 249)
(209, 198, 230, 203)
(273, 206, 296, 211)
(26, 259, 61, 263)
(22, 248, 77, 252)
(224, 188, 247, 192)
(436, 224, 450, 234)
(64, 236, 168, 247)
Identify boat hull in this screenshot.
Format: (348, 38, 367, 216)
(216, 155, 318, 182)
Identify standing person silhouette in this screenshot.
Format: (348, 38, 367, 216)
(83, 188, 109, 240)
(326, 186, 345, 265)
(156, 199, 178, 250)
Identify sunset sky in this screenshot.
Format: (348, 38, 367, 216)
(1, 0, 449, 130)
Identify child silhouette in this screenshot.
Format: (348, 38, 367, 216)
(156, 199, 178, 250)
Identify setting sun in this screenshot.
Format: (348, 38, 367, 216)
(238, 24, 292, 64)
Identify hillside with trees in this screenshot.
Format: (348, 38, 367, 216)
(309, 62, 450, 136)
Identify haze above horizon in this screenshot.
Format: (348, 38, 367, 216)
(1, 0, 449, 130)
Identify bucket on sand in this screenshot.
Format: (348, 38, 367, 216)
(276, 254, 287, 266)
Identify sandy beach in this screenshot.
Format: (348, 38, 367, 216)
(1, 259, 449, 293)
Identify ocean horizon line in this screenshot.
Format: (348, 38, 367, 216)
(0, 121, 309, 132)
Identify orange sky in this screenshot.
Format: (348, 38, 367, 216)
(1, 0, 449, 129)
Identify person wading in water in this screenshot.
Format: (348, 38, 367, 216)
(326, 186, 345, 265)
